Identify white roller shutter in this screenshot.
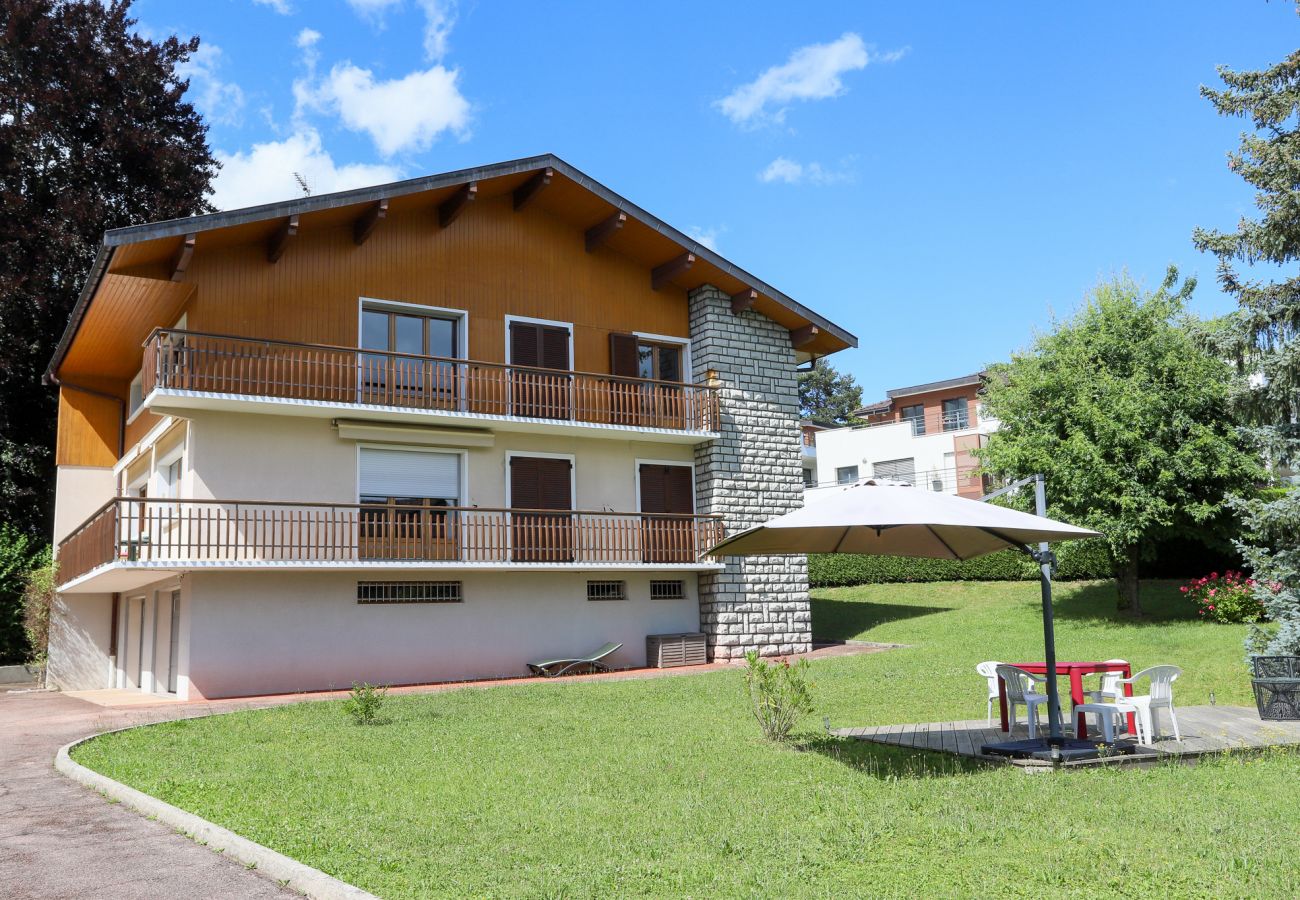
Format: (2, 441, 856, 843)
(872, 457, 916, 483)
(359, 448, 460, 499)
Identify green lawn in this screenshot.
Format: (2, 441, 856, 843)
(73, 580, 1297, 898)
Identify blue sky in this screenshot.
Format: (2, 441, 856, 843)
(131, 0, 1295, 402)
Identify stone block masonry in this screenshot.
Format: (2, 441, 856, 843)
(688, 285, 811, 659)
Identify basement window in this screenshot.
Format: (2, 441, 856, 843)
(649, 580, 686, 600)
(586, 580, 627, 601)
(357, 581, 463, 604)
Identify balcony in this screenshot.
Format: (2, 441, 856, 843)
(56, 498, 726, 592)
(139, 330, 720, 442)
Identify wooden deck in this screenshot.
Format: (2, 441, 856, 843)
(832, 705, 1300, 768)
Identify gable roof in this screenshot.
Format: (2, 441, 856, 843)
(47, 153, 857, 381)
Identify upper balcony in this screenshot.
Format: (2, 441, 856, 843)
(56, 497, 726, 593)
(139, 329, 720, 443)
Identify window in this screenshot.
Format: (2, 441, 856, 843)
(508, 319, 572, 419)
(942, 397, 970, 431)
(360, 306, 459, 403)
(803, 468, 815, 488)
(358, 581, 463, 603)
(636, 341, 683, 382)
(900, 404, 925, 435)
(650, 580, 686, 600)
(128, 371, 144, 418)
(873, 458, 916, 483)
(158, 454, 183, 499)
(836, 465, 859, 485)
(358, 448, 462, 559)
(586, 580, 626, 601)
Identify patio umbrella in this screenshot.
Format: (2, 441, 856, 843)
(710, 479, 1102, 754)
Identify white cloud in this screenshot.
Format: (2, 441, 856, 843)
(298, 61, 470, 157)
(296, 28, 321, 49)
(758, 156, 853, 186)
(686, 225, 723, 251)
(178, 43, 245, 126)
(211, 128, 402, 210)
(717, 33, 903, 126)
(345, 0, 456, 61)
(253, 0, 293, 14)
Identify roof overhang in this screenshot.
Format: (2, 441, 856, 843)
(46, 153, 857, 382)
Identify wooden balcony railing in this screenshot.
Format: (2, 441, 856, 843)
(141, 329, 719, 432)
(55, 498, 726, 586)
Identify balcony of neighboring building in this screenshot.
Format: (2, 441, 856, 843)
(134, 329, 720, 444)
(55, 497, 726, 593)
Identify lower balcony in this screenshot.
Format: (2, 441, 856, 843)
(57, 498, 726, 593)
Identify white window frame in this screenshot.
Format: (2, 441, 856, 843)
(355, 444, 469, 508)
(631, 331, 692, 383)
(358, 297, 468, 361)
(633, 458, 697, 515)
(126, 370, 145, 425)
(836, 465, 860, 485)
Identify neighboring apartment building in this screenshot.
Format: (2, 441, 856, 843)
(45, 155, 855, 699)
(806, 373, 995, 503)
(799, 420, 828, 488)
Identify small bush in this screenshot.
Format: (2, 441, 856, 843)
(0, 526, 47, 665)
(1183, 571, 1269, 624)
(20, 552, 56, 674)
(743, 650, 814, 742)
(343, 681, 389, 726)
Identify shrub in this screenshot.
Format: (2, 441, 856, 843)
(21, 553, 56, 674)
(0, 525, 45, 665)
(743, 651, 814, 742)
(1182, 571, 1268, 624)
(808, 538, 1113, 587)
(343, 681, 389, 726)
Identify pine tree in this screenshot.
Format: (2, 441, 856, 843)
(797, 360, 864, 426)
(1193, 24, 1300, 656)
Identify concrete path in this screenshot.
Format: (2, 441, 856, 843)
(0, 690, 294, 899)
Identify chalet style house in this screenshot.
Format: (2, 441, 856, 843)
(45, 155, 856, 699)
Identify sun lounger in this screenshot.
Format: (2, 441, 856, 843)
(527, 642, 622, 677)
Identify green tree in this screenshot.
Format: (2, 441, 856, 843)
(977, 271, 1263, 615)
(0, 0, 218, 539)
(1193, 28, 1300, 656)
(798, 360, 864, 425)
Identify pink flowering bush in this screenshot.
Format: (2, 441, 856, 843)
(1181, 571, 1269, 624)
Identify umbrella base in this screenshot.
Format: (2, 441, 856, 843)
(980, 738, 1136, 762)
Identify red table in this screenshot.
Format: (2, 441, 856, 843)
(998, 661, 1136, 739)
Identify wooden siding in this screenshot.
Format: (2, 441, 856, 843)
(56, 388, 119, 467)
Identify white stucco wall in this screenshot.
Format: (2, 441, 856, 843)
(46, 592, 113, 691)
(185, 570, 699, 698)
(53, 466, 116, 545)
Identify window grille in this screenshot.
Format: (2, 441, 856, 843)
(649, 580, 686, 600)
(357, 581, 462, 604)
(586, 580, 626, 601)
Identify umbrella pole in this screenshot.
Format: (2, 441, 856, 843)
(1032, 474, 1064, 752)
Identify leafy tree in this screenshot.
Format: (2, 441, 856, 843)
(977, 271, 1263, 615)
(0, 524, 41, 664)
(1193, 28, 1300, 656)
(0, 0, 218, 539)
(798, 359, 864, 425)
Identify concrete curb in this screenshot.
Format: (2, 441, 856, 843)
(55, 730, 378, 900)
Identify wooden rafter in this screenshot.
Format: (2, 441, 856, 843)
(790, 324, 820, 349)
(730, 288, 758, 314)
(651, 252, 695, 291)
(266, 215, 299, 264)
(353, 199, 388, 246)
(438, 182, 477, 228)
(584, 211, 626, 252)
(512, 167, 553, 211)
(170, 233, 196, 282)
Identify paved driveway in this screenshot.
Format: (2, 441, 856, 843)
(0, 690, 294, 900)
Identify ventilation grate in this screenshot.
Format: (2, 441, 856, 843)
(586, 580, 627, 601)
(649, 579, 687, 600)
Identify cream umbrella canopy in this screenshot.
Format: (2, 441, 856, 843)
(709, 479, 1103, 753)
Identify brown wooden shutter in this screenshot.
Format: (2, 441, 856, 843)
(609, 333, 639, 378)
(509, 321, 539, 367)
(664, 465, 694, 514)
(537, 457, 572, 510)
(540, 326, 570, 370)
(639, 463, 666, 513)
(510, 456, 541, 508)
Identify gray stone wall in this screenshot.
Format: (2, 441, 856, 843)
(688, 285, 811, 659)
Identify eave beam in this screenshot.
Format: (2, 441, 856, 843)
(512, 167, 553, 211)
(730, 288, 758, 314)
(438, 182, 477, 228)
(584, 211, 626, 252)
(170, 233, 196, 282)
(651, 252, 695, 291)
(267, 215, 299, 264)
(353, 199, 388, 246)
(790, 324, 821, 350)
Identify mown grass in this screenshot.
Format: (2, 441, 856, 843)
(73, 580, 1296, 898)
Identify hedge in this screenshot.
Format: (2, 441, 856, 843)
(809, 538, 1114, 587)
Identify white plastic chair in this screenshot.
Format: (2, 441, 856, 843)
(994, 664, 1049, 738)
(1077, 660, 1134, 740)
(1083, 660, 1131, 704)
(1119, 665, 1182, 743)
(976, 661, 1002, 725)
